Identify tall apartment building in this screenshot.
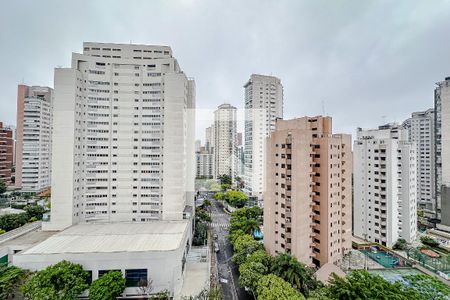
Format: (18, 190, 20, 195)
(244, 74, 283, 200)
(354, 124, 417, 247)
(403, 109, 435, 214)
(264, 116, 352, 267)
(15, 85, 53, 192)
(196, 146, 214, 178)
(435, 76, 450, 228)
(213, 104, 237, 180)
(205, 125, 214, 151)
(0, 122, 14, 185)
(45, 42, 196, 230)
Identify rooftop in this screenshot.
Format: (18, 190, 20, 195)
(18, 221, 189, 256)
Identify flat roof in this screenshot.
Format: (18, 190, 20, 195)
(19, 221, 189, 255)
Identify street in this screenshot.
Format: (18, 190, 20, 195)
(210, 199, 253, 300)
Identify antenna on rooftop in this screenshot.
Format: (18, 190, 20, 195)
(321, 100, 326, 116)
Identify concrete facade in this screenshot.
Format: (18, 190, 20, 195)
(244, 74, 283, 200)
(213, 104, 237, 180)
(15, 85, 53, 192)
(403, 109, 435, 214)
(0, 122, 14, 185)
(435, 77, 450, 224)
(45, 42, 195, 231)
(264, 116, 352, 267)
(13, 222, 191, 298)
(354, 124, 417, 247)
(196, 146, 214, 178)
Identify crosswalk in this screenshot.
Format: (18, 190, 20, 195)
(210, 223, 230, 228)
(211, 213, 228, 218)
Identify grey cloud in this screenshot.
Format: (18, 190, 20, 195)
(1, 0, 450, 141)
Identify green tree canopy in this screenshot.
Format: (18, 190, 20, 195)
(223, 190, 248, 208)
(24, 205, 46, 221)
(256, 274, 305, 300)
(89, 271, 125, 300)
(0, 265, 27, 299)
(0, 213, 29, 232)
(239, 261, 268, 295)
(231, 234, 263, 265)
(270, 253, 321, 296)
(218, 174, 232, 185)
(21, 260, 89, 300)
(325, 270, 425, 300)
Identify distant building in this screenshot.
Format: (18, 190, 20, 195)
(353, 124, 417, 247)
(0, 122, 14, 185)
(213, 104, 237, 180)
(244, 74, 283, 200)
(403, 109, 435, 214)
(236, 132, 242, 147)
(15, 85, 53, 193)
(195, 140, 201, 153)
(196, 146, 214, 178)
(435, 76, 450, 229)
(205, 125, 214, 152)
(264, 116, 352, 267)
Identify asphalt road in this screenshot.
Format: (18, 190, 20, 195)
(210, 199, 253, 300)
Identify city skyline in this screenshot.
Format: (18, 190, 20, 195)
(1, 1, 450, 138)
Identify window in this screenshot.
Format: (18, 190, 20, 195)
(99, 270, 121, 277)
(125, 269, 147, 287)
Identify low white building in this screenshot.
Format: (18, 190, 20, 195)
(13, 221, 190, 298)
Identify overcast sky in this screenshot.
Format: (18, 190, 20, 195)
(1, 0, 450, 141)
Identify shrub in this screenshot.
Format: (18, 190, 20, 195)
(89, 271, 125, 300)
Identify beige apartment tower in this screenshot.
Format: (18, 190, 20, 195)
(264, 116, 352, 267)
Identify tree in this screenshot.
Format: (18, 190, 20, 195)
(89, 271, 125, 300)
(193, 221, 207, 246)
(420, 236, 440, 248)
(393, 238, 408, 250)
(195, 207, 211, 223)
(0, 265, 27, 299)
(202, 199, 211, 208)
(325, 270, 424, 300)
(0, 180, 6, 195)
(24, 205, 46, 221)
(221, 184, 231, 191)
(245, 249, 272, 267)
(0, 213, 29, 232)
(231, 234, 262, 265)
(270, 253, 321, 296)
(218, 174, 232, 185)
(223, 190, 248, 208)
(21, 260, 89, 300)
(239, 262, 268, 295)
(256, 274, 305, 300)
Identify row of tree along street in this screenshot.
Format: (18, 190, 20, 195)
(227, 207, 450, 300)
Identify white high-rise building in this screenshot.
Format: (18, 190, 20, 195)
(15, 85, 53, 192)
(354, 124, 417, 247)
(244, 74, 283, 200)
(403, 109, 435, 214)
(213, 104, 237, 180)
(46, 42, 195, 230)
(435, 76, 450, 228)
(196, 147, 214, 179)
